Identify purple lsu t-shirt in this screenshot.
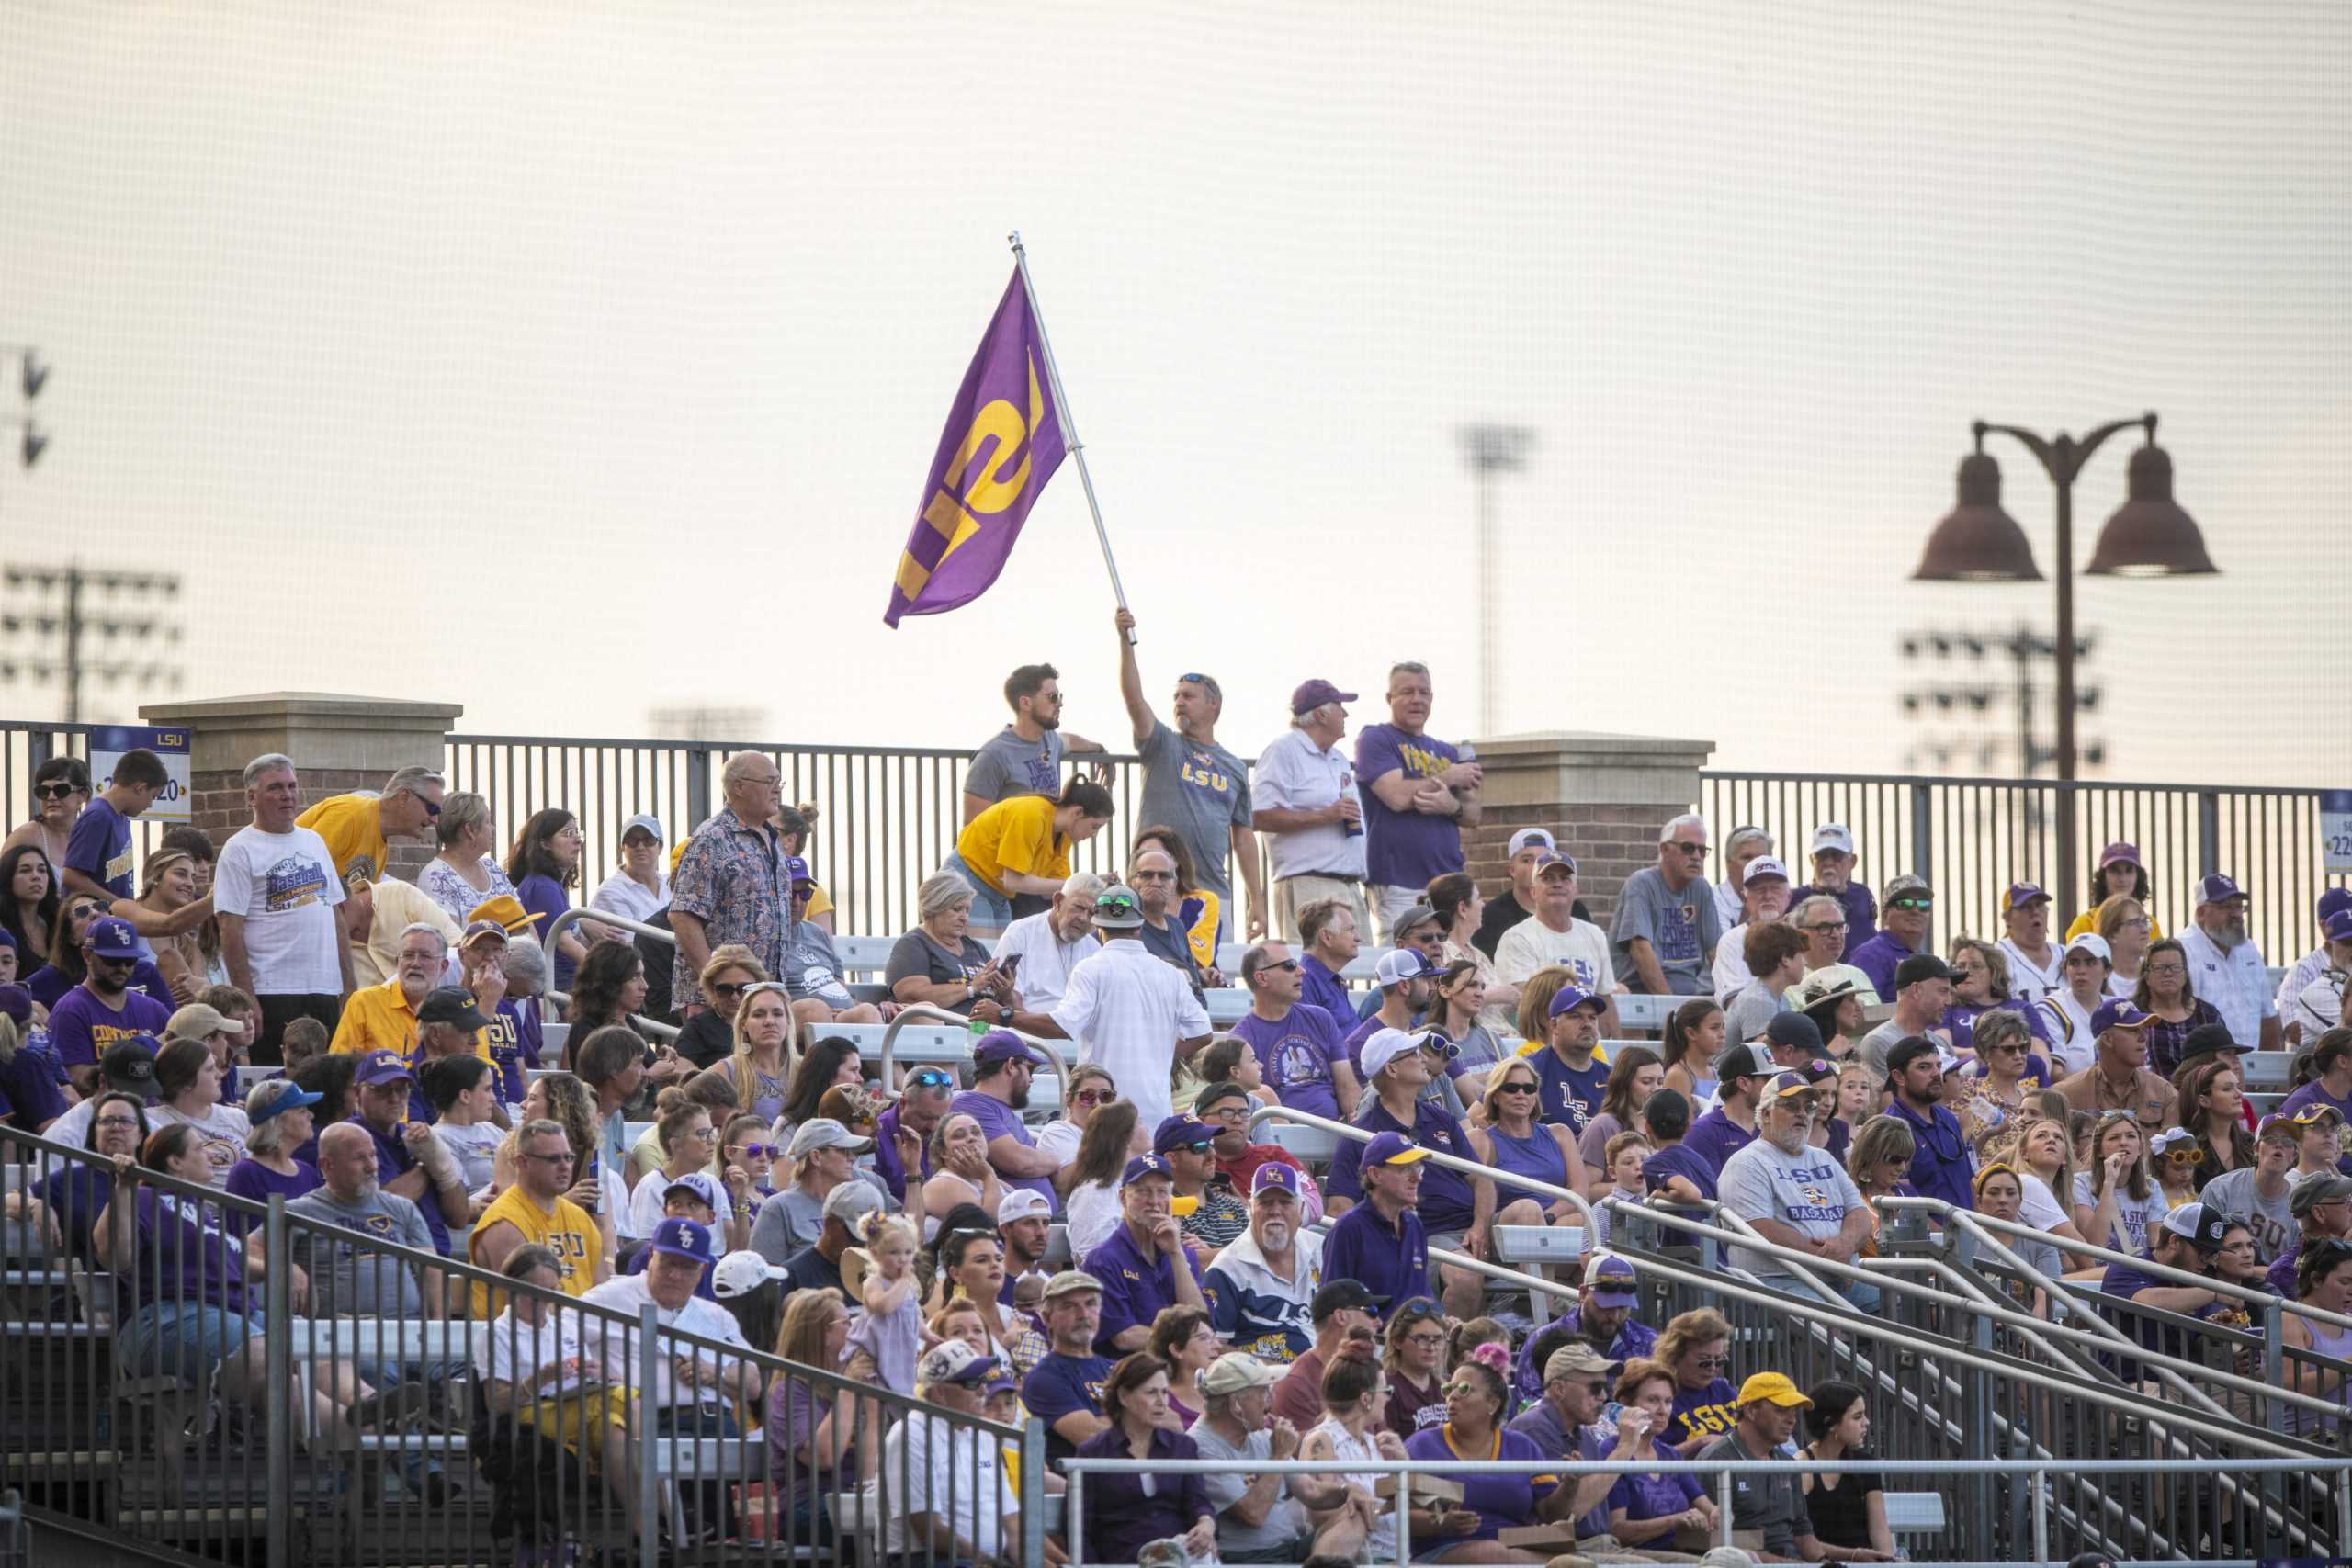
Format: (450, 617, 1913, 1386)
(47, 985, 174, 1070)
(224, 1157, 323, 1208)
(514, 875, 575, 989)
(130, 1189, 252, 1314)
(485, 1000, 538, 1102)
(1231, 1004, 1347, 1120)
(949, 1089, 1057, 1212)
(1352, 724, 1466, 889)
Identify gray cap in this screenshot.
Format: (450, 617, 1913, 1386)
(821, 1179, 885, 1225)
(2291, 1174, 2352, 1217)
(620, 813, 664, 844)
(1040, 1269, 1104, 1300)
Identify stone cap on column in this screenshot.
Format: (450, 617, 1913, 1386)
(141, 693, 464, 775)
(1465, 731, 1716, 810)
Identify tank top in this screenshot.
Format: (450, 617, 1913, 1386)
(1306, 1417, 1397, 1561)
(1486, 1122, 1569, 1211)
(470, 1186, 603, 1322)
(2287, 1318, 2352, 1438)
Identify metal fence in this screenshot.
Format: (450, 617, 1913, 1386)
(0, 1125, 1040, 1568)
(6, 716, 2343, 959)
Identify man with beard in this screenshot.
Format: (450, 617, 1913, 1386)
(1718, 1072, 1877, 1310)
(2180, 873, 2281, 1051)
(1203, 1163, 1323, 1361)
(1883, 1036, 1974, 1212)
(1513, 1250, 1658, 1403)
(47, 916, 173, 1095)
(346, 1048, 470, 1256)
(1114, 607, 1265, 941)
(962, 661, 1108, 824)
(949, 1032, 1061, 1213)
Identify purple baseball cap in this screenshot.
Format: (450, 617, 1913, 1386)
(1250, 1163, 1303, 1200)
(1362, 1131, 1429, 1168)
(2319, 888, 2352, 924)
(1289, 679, 1357, 716)
(1584, 1251, 1639, 1307)
(2002, 883, 2052, 914)
(85, 916, 141, 960)
(0, 985, 29, 1025)
(2098, 841, 2142, 869)
(2090, 998, 2154, 1034)
(972, 1030, 1047, 1067)
(2198, 873, 2247, 905)
(649, 1216, 716, 1265)
(1152, 1115, 1213, 1154)
(2324, 910, 2352, 945)
(355, 1048, 416, 1087)
(1547, 983, 1602, 1018)
(1121, 1154, 1174, 1188)
(783, 854, 814, 886)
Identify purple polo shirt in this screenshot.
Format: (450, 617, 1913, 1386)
(949, 1088, 1057, 1213)
(1231, 1003, 1348, 1120)
(1327, 1098, 1479, 1234)
(1081, 1222, 1202, 1356)
(1299, 954, 1354, 1030)
(1353, 724, 1466, 889)
(1887, 1096, 1975, 1213)
(1323, 1197, 1430, 1308)
(1682, 1105, 1757, 1174)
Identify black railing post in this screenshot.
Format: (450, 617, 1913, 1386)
(1910, 781, 1934, 883)
(685, 742, 713, 832)
(264, 1195, 291, 1568)
(2198, 789, 2222, 882)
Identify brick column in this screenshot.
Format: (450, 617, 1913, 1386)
(140, 693, 464, 880)
(1463, 731, 1715, 928)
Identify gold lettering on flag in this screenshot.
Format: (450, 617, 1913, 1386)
(892, 354, 1048, 600)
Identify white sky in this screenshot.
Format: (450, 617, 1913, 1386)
(3, 0, 2346, 786)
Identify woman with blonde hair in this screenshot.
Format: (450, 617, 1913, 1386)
(1466, 1055, 1585, 1222)
(763, 1285, 878, 1546)
(711, 978, 793, 1127)
(1513, 964, 1577, 1044)
(107, 848, 213, 1004)
(673, 944, 767, 1070)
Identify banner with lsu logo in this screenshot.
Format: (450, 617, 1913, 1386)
(883, 267, 1068, 626)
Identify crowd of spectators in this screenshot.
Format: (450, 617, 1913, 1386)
(1, 682, 2346, 1566)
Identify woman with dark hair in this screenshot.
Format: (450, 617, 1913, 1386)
(564, 940, 650, 1049)
(422, 1055, 504, 1194)
(1130, 823, 1218, 971)
(2134, 938, 2225, 1079)
(1401, 1343, 1577, 1561)
(24, 887, 171, 1011)
(1430, 958, 1508, 1089)
(1576, 1045, 1664, 1176)
(774, 1032, 863, 1143)
(1798, 1380, 1896, 1560)
(1380, 1296, 1451, 1437)
(927, 1216, 1043, 1374)
(150, 1037, 249, 1186)
(1430, 871, 1519, 1033)
(1072, 1352, 1216, 1566)
(2, 755, 88, 875)
(0, 842, 60, 971)
(1148, 1304, 1219, 1427)
(6, 1088, 147, 1261)
(2279, 1238, 2352, 1439)
(506, 807, 586, 989)
(2175, 1057, 2254, 1188)
(1062, 1099, 1140, 1257)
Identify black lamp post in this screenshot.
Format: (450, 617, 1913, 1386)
(1913, 412, 2218, 912)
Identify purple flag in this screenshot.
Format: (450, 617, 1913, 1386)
(884, 270, 1068, 627)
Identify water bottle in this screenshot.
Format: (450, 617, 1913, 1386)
(1340, 768, 1363, 838)
(1600, 1399, 1625, 1429)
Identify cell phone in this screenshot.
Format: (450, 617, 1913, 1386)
(997, 953, 1021, 981)
(579, 1156, 600, 1214)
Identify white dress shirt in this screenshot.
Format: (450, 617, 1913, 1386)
(1051, 938, 1211, 1132)
(2178, 923, 2278, 1047)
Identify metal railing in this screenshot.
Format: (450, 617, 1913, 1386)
(0, 1125, 1045, 1568)
(538, 903, 679, 1043)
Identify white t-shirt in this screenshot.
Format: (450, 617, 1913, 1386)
(2018, 1171, 2072, 1233)
(476, 1305, 585, 1389)
(2177, 924, 2278, 1048)
(435, 1120, 505, 1195)
(1493, 914, 1614, 997)
(1713, 921, 1756, 1002)
(1034, 1118, 1083, 1167)
(2279, 947, 2335, 1026)
(1250, 728, 1365, 882)
(2039, 992, 2098, 1076)
(876, 1409, 1013, 1558)
(587, 870, 669, 932)
(2072, 1171, 2169, 1255)
(214, 824, 346, 995)
(1997, 939, 2065, 1008)
(1051, 939, 1210, 1132)
(991, 911, 1101, 1014)
(579, 1274, 751, 1410)
(151, 1101, 252, 1187)
(1064, 1178, 1123, 1258)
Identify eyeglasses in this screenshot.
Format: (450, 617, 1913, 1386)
(34, 782, 77, 800)
(731, 1144, 778, 1160)
(94, 1115, 142, 1130)
(2145, 963, 2187, 977)
(1254, 959, 1301, 974)
(1072, 1089, 1114, 1106)
(1670, 842, 1709, 856)
(416, 795, 442, 818)
(1805, 921, 1849, 934)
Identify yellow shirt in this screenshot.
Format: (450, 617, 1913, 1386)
(297, 793, 390, 886)
(355, 876, 462, 988)
(954, 795, 1068, 897)
(2064, 909, 2163, 943)
(330, 976, 421, 1058)
(469, 1185, 603, 1322)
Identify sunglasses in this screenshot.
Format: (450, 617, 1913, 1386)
(709, 981, 750, 998)
(2163, 1147, 2205, 1166)
(907, 1069, 956, 1089)
(34, 782, 78, 800)
(1072, 1089, 1115, 1106)
(417, 796, 441, 818)
(1888, 897, 1933, 911)
(1254, 959, 1302, 975)
(731, 1144, 779, 1160)
(1175, 1140, 1211, 1155)
(1392, 1296, 1442, 1322)
(1404, 1331, 1447, 1348)
(1497, 1079, 1538, 1095)
(524, 1151, 577, 1166)
(1690, 1354, 1730, 1369)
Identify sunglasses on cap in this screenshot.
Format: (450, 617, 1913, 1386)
(906, 1068, 956, 1089)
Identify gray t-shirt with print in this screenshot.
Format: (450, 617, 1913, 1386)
(1190, 1420, 1312, 1554)
(1611, 867, 1724, 994)
(1135, 719, 1252, 906)
(966, 727, 1066, 807)
(2199, 1167, 2295, 1265)
(287, 1187, 435, 1319)
(1718, 1136, 1865, 1276)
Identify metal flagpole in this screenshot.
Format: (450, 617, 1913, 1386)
(1008, 230, 1136, 643)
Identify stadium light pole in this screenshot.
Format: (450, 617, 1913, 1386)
(1455, 423, 1536, 737)
(1912, 412, 2218, 912)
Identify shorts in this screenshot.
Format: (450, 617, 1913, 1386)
(940, 852, 1014, 930)
(1370, 884, 1424, 942)
(124, 1299, 268, 1383)
(516, 1385, 632, 1471)
(1271, 875, 1369, 945)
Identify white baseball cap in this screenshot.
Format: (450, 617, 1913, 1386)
(1811, 824, 1855, 856)
(1507, 828, 1557, 857)
(710, 1249, 786, 1299)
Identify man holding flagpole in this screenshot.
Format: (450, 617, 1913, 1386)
(1114, 607, 1266, 942)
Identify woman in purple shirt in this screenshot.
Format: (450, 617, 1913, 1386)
(223, 1077, 324, 1209)
(1401, 1345, 1575, 1559)
(95, 1125, 269, 1383)
(1605, 1359, 1718, 1548)
(505, 809, 586, 992)
(1071, 1352, 1216, 1565)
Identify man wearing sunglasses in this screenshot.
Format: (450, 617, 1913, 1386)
(870, 1067, 956, 1206)
(1611, 814, 1724, 998)
(1114, 607, 1266, 943)
(48, 915, 174, 1096)
(1513, 1251, 1658, 1404)
(1849, 874, 1934, 1005)
(1231, 941, 1361, 1122)
(295, 766, 445, 893)
(1719, 1071, 1878, 1310)
(1505, 1341, 1658, 1553)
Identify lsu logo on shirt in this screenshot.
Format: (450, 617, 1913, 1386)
(1396, 741, 1453, 780)
(1179, 753, 1235, 795)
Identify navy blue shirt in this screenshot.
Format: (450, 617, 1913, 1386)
(1329, 1099, 1480, 1234)
(1888, 1096, 1974, 1213)
(1072, 1426, 1214, 1565)
(1681, 1105, 1757, 1175)
(1023, 1350, 1112, 1467)
(1849, 931, 1917, 1006)
(1324, 1199, 1430, 1309)
(1643, 1143, 1721, 1202)
(1081, 1223, 1201, 1357)
(1531, 1046, 1610, 1136)
(0, 1032, 72, 1131)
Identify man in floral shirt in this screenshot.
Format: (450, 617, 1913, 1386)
(669, 754, 788, 1012)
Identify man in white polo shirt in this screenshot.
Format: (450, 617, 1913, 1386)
(1250, 679, 1367, 943)
(1996, 881, 2064, 1006)
(997, 871, 1106, 1017)
(1037, 885, 1212, 1132)
(2180, 873, 2281, 1051)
